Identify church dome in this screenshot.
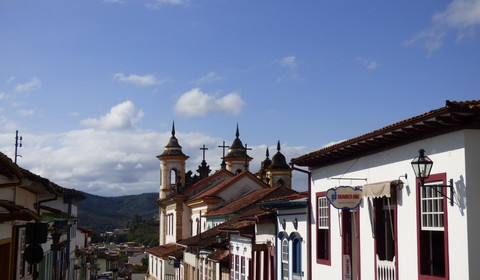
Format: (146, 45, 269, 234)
(159, 122, 187, 157)
(224, 125, 250, 159)
(269, 141, 290, 170)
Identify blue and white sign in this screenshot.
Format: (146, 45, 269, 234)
(326, 186, 362, 210)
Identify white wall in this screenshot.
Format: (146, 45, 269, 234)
(309, 130, 473, 280)
(276, 208, 308, 280)
(464, 129, 480, 278)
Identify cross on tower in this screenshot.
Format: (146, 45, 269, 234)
(243, 143, 252, 170)
(218, 141, 228, 170)
(200, 145, 208, 161)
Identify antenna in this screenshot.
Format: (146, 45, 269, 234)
(14, 130, 23, 164)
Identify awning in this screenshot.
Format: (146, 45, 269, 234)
(363, 181, 393, 198)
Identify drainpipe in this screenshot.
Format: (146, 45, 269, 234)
(291, 164, 311, 280)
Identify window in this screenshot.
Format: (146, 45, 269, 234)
(374, 196, 395, 261)
(316, 192, 330, 264)
(282, 238, 289, 280)
(170, 169, 177, 185)
(230, 256, 235, 280)
(291, 233, 302, 275)
(417, 173, 449, 279)
(235, 255, 240, 280)
(241, 257, 246, 280)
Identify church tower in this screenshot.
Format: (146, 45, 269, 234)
(157, 122, 189, 199)
(223, 125, 252, 174)
(257, 147, 272, 183)
(266, 141, 292, 188)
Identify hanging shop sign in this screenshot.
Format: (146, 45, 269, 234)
(326, 186, 362, 210)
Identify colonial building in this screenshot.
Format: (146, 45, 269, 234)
(147, 124, 295, 280)
(291, 100, 480, 280)
(0, 151, 85, 280)
(258, 192, 309, 280)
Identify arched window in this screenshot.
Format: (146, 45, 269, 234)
(170, 169, 177, 186)
(290, 232, 302, 276)
(281, 238, 289, 280)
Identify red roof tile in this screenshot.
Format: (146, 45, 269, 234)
(146, 243, 184, 258)
(187, 170, 269, 204)
(205, 186, 297, 216)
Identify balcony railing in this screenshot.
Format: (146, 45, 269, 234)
(376, 255, 395, 280)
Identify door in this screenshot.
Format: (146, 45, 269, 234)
(342, 210, 360, 280)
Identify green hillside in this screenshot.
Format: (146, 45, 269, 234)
(77, 192, 158, 232)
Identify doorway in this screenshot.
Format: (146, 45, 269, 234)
(342, 210, 360, 280)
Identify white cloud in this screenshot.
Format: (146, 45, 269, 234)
(6, 77, 15, 84)
(192, 72, 224, 85)
(113, 73, 168, 86)
(14, 77, 42, 92)
(276, 56, 297, 71)
(146, 0, 188, 9)
(355, 57, 380, 70)
(80, 100, 144, 130)
(406, 0, 480, 53)
(18, 109, 35, 117)
(0, 128, 311, 196)
(174, 88, 246, 117)
(0, 92, 6, 100)
(273, 56, 303, 82)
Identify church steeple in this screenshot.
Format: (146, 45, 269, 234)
(266, 141, 292, 188)
(157, 122, 189, 199)
(256, 147, 272, 183)
(223, 124, 252, 173)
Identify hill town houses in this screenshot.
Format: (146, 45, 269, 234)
(147, 100, 480, 280)
(1, 99, 479, 280)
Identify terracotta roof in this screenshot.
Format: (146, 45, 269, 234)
(0, 152, 22, 185)
(187, 170, 269, 204)
(262, 191, 308, 203)
(292, 100, 480, 167)
(146, 243, 184, 258)
(204, 186, 297, 217)
(208, 249, 229, 263)
(77, 226, 93, 233)
(181, 169, 234, 197)
(173, 187, 298, 254)
(0, 199, 41, 222)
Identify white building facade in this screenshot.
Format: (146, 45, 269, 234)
(292, 100, 480, 280)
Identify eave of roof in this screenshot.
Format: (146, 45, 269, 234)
(291, 100, 480, 168)
(146, 243, 184, 258)
(0, 152, 22, 186)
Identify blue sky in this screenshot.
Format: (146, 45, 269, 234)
(0, 0, 479, 196)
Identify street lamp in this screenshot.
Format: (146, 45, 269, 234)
(411, 149, 433, 185)
(411, 149, 455, 206)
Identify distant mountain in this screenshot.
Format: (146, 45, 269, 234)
(77, 192, 158, 232)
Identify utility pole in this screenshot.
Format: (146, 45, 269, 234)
(14, 130, 22, 164)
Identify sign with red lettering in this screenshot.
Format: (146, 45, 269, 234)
(326, 186, 362, 210)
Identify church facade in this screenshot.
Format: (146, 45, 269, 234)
(147, 124, 293, 280)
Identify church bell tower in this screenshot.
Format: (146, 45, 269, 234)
(157, 122, 189, 199)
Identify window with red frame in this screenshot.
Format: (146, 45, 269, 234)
(418, 173, 449, 279)
(317, 192, 330, 264)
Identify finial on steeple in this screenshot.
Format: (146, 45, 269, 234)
(172, 121, 176, 136)
(236, 123, 240, 138)
(266, 147, 270, 158)
(277, 140, 281, 152)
